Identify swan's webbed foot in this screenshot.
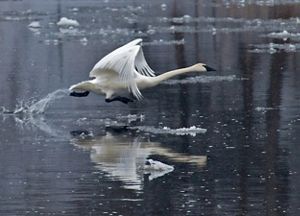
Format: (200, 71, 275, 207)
(105, 96, 134, 104)
(70, 91, 90, 97)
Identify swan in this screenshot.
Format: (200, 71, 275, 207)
(69, 38, 216, 104)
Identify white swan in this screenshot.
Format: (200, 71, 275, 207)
(69, 38, 216, 103)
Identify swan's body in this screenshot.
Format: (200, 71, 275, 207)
(69, 38, 215, 103)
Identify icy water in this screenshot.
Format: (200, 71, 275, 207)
(0, 0, 300, 215)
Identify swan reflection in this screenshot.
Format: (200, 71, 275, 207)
(70, 127, 207, 191)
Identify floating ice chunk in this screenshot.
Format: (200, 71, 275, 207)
(170, 126, 207, 136)
(143, 39, 185, 46)
(269, 30, 289, 37)
(144, 162, 174, 185)
(146, 28, 156, 35)
(287, 44, 296, 51)
(255, 107, 276, 112)
(57, 17, 79, 27)
(133, 125, 207, 136)
(266, 30, 300, 41)
(28, 23, 41, 35)
(249, 43, 300, 53)
(164, 75, 243, 85)
(3, 16, 24, 21)
(58, 27, 84, 36)
(183, 15, 192, 23)
(79, 131, 93, 138)
(44, 39, 59, 46)
(268, 43, 277, 54)
(28, 21, 41, 28)
(80, 37, 88, 45)
(117, 114, 145, 123)
(161, 3, 167, 11)
(71, 7, 79, 12)
(144, 159, 174, 171)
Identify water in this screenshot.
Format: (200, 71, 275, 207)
(27, 89, 69, 114)
(0, 89, 69, 116)
(0, 0, 300, 215)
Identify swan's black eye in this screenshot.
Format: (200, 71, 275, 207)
(90, 77, 96, 80)
(145, 161, 151, 166)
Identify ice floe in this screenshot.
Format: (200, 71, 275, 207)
(144, 159, 174, 180)
(143, 39, 185, 46)
(265, 30, 300, 41)
(57, 17, 79, 27)
(161, 3, 167, 11)
(116, 114, 145, 123)
(222, 0, 300, 6)
(28, 21, 41, 28)
(144, 159, 174, 171)
(163, 75, 244, 85)
(80, 37, 88, 45)
(154, 16, 300, 34)
(132, 126, 207, 136)
(249, 43, 299, 53)
(255, 107, 277, 112)
(1, 10, 48, 21)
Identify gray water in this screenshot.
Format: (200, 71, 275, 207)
(0, 0, 300, 215)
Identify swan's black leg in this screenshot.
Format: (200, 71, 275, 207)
(70, 91, 90, 97)
(105, 96, 134, 104)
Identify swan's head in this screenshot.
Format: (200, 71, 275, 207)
(191, 63, 216, 72)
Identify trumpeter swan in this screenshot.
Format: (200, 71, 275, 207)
(69, 38, 215, 104)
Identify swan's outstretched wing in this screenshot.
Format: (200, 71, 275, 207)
(90, 38, 155, 78)
(90, 45, 142, 99)
(89, 39, 155, 99)
(135, 47, 155, 77)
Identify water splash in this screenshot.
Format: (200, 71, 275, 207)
(1, 89, 69, 116)
(28, 89, 69, 114)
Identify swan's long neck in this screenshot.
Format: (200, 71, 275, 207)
(146, 66, 195, 87)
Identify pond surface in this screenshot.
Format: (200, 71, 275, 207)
(0, 0, 300, 215)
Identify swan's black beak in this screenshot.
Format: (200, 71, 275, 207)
(203, 65, 216, 72)
(70, 91, 90, 97)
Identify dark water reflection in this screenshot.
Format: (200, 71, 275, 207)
(0, 0, 300, 215)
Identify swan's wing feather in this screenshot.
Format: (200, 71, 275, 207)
(135, 47, 155, 77)
(90, 45, 143, 100)
(119, 38, 142, 49)
(114, 46, 143, 100)
(90, 38, 143, 75)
